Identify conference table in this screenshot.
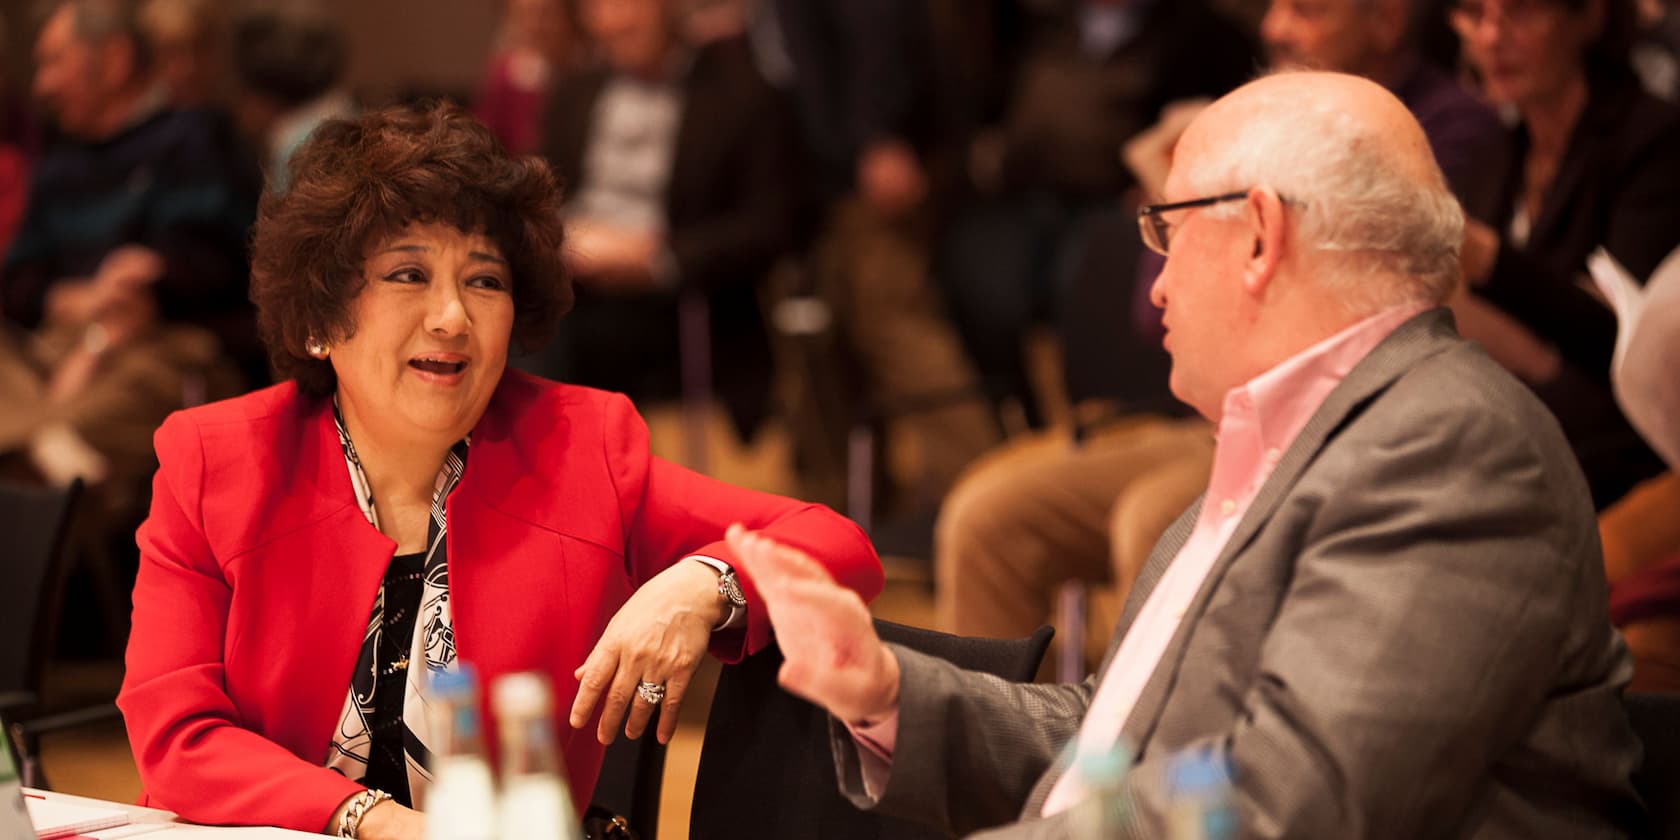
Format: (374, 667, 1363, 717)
(22, 788, 318, 839)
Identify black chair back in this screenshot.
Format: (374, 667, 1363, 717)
(689, 620, 1053, 839)
(589, 707, 666, 838)
(0, 479, 82, 704)
(1630, 691, 1680, 840)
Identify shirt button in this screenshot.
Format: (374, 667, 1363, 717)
(1264, 447, 1281, 463)
(1220, 499, 1236, 517)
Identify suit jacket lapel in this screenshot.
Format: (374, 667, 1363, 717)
(1112, 309, 1462, 756)
(1103, 501, 1199, 671)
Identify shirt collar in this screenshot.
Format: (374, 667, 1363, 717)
(1220, 303, 1429, 462)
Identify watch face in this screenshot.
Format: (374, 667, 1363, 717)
(719, 573, 747, 607)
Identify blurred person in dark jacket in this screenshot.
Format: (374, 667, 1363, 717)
(230, 10, 355, 193)
(1451, 0, 1680, 509)
(537, 0, 797, 441)
(938, 0, 1258, 428)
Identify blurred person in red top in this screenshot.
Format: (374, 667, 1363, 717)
(474, 0, 576, 156)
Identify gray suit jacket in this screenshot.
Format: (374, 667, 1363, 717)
(833, 309, 1642, 838)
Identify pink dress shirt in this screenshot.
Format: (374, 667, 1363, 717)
(847, 303, 1428, 811)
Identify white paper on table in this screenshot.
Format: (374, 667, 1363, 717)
(87, 828, 319, 839)
(23, 797, 130, 838)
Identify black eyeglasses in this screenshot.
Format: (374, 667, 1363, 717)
(1136, 191, 1250, 256)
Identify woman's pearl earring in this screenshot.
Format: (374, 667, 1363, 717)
(306, 339, 330, 360)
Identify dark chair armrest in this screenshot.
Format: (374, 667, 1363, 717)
(14, 702, 121, 738)
(0, 691, 38, 715)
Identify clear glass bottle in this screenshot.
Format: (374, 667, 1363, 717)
(425, 666, 498, 840)
(1165, 748, 1237, 840)
(491, 672, 579, 840)
(1069, 741, 1134, 838)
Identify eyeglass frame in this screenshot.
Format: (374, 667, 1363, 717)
(1136, 191, 1251, 257)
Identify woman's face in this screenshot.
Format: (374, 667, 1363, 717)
(331, 222, 515, 445)
(1453, 0, 1602, 107)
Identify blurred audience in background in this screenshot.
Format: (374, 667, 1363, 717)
(532, 0, 797, 442)
(475, 0, 577, 156)
(0, 0, 1676, 702)
(0, 0, 255, 498)
(231, 9, 355, 191)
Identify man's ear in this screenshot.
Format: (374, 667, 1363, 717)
(1240, 186, 1288, 299)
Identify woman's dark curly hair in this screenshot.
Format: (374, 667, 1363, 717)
(250, 100, 570, 397)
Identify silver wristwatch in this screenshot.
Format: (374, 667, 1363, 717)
(689, 555, 747, 630)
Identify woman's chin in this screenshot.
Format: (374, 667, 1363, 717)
(389, 390, 493, 439)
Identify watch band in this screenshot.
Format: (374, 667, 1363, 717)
(688, 555, 747, 630)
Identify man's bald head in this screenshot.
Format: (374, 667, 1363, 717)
(1172, 71, 1463, 313)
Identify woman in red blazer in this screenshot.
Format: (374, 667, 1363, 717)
(117, 102, 882, 839)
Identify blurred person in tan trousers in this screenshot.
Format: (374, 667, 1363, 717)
(939, 0, 1504, 676)
(747, 0, 1003, 512)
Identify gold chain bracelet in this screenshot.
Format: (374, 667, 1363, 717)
(337, 789, 393, 838)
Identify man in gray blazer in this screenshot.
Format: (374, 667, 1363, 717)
(724, 71, 1642, 839)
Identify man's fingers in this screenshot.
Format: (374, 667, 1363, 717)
(569, 644, 618, 728)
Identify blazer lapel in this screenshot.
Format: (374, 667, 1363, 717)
(1100, 501, 1200, 673)
(1114, 309, 1462, 755)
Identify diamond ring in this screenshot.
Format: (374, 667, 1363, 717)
(636, 680, 666, 705)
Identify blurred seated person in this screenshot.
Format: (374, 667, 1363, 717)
(117, 102, 883, 839)
(535, 0, 796, 440)
(0, 0, 256, 490)
(744, 0, 1001, 510)
(230, 9, 354, 192)
(1452, 0, 1680, 509)
(937, 0, 1257, 427)
(474, 0, 576, 157)
(937, 0, 1505, 675)
(139, 0, 225, 110)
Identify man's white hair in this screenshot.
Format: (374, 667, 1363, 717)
(1185, 84, 1465, 317)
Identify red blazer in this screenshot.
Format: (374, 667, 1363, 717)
(118, 370, 882, 831)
